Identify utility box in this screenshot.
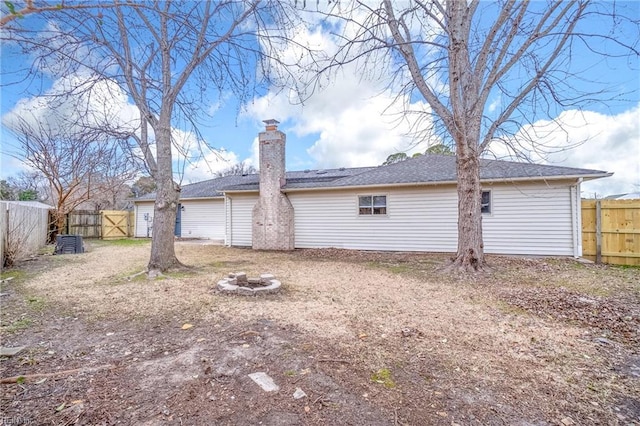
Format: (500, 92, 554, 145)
(55, 235, 84, 254)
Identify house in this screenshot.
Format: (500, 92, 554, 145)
(605, 192, 640, 200)
(133, 120, 612, 257)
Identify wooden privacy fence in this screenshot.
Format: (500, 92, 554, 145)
(66, 210, 101, 238)
(66, 210, 135, 239)
(582, 199, 640, 266)
(1, 201, 51, 266)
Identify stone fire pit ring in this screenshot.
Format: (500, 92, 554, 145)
(217, 272, 281, 295)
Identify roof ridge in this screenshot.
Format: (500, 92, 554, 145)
(478, 155, 608, 173)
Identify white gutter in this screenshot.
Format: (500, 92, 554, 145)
(132, 196, 225, 203)
(267, 173, 613, 194)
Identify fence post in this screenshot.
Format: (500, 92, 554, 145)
(595, 200, 602, 264)
(1, 203, 8, 267)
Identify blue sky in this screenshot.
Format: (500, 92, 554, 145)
(1, 1, 639, 198)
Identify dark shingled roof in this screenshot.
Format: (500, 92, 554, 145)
(325, 154, 611, 188)
(134, 166, 376, 200)
(134, 155, 611, 201)
(135, 174, 255, 201)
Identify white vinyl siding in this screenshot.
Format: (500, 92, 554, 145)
(226, 194, 258, 247)
(179, 199, 225, 240)
(289, 187, 459, 252)
(134, 202, 155, 238)
(482, 182, 574, 255)
(288, 181, 576, 256)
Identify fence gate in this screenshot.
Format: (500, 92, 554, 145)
(101, 210, 133, 239)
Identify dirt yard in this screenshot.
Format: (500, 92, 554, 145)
(1, 240, 638, 425)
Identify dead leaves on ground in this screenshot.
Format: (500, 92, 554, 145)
(501, 287, 639, 347)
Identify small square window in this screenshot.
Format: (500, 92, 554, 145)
(359, 195, 387, 215)
(481, 191, 491, 214)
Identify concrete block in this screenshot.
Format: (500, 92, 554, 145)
(0, 346, 26, 357)
(260, 274, 275, 284)
(248, 372, 279, 392)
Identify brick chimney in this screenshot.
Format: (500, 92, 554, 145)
(252, 119, 295, 250)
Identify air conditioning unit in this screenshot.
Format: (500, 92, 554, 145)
(55, 235, 84, 254)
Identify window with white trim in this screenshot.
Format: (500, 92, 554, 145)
(359, 195, 387, 215)
(481, 190, 491, 214)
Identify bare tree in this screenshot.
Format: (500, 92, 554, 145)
(319, 0, 639, 271)
(7, 172, 45, 201)
(215, 161, 258, 177)
(4, 115, 135, 235)
(2, 1, 304, 276)
(0, 0, 119, 27)
(425, 145, 453, 156)
(85, 167, 138, 211)
(131, 176, 157, 198)
(382, 144, 454, 165)
(0, 173, 44, 201)
(381, 152, 409, 165)
(0, 180, 14, 200)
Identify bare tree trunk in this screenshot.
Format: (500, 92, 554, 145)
(451, 152, 484, 271)
(446, 1, 485, 272)
(147, 125, 180, 275)
(148, 188, 179, 275)
(54, 210, 66, 236)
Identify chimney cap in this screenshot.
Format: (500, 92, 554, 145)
(263, 119, 280, 131)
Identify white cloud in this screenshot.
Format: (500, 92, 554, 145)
(0, 155, 33, 178)
(488, 97, 501, 113)
(247, 137, 260, 170)
(181, 148, 239, 184)
(2, 72, 244, 184)
(2, 74, 139, 138)
(488, 105, 640, 197)
(246, 13, 435, 169)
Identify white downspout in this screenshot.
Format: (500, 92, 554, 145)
(576, 178, 583, 257)
(225, 195, 232, 247)
(571, 178, 583, 258)
(133, 203, 138, 238)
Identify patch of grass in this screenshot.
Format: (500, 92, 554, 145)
(26, 296, 47, 312)
(108, 268, 148, 284)
(2, 318, 33, 333)
(494, 300, 529, 316)
(1, 270, 28, 282)
(367, 261, 411, 274)
(128, 273, 149, 282)
(387, 264, 411, 274)
(616, 264, 640, 271)
(98, 238, 151, 247)
(37, 245, 56, 255)
(371, 368, 396, 388)
(284, 370, 297, 377)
